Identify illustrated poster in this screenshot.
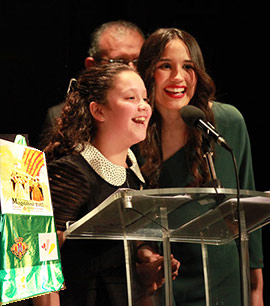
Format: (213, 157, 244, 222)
(0, 139, 53, 216)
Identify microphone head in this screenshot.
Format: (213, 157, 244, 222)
(180, 105, 206, 127)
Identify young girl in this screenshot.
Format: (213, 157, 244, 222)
(41, 63, 152, 305)
(137, 28, 263, 306)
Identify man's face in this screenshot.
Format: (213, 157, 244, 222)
(98, 28, 144, 69)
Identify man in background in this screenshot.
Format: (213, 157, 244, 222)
(43, 20, 144, 132)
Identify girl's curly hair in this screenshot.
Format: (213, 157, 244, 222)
(41, 63, 136, 162)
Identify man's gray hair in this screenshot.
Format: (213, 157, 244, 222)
(88, 20, 144, 58)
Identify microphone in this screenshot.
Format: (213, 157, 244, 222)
(180, 105, 232, 152)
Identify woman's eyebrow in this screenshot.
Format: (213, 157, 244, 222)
(158, 58, 193, 63)
(159, 58, 171, 62)
(184, 59, 194, 64)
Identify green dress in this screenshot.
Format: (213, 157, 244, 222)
(159, 102, 263, 305)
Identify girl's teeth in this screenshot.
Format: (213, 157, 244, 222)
(133, 117, 146, 123)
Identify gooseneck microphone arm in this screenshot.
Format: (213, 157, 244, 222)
(180, 104, 232, 152)
(196, 119, 232, 152)
(202, 137, 222, 188)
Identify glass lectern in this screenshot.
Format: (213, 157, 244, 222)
(64, 187, 270, 306)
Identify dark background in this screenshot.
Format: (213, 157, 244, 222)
(1, 0, 269, 303)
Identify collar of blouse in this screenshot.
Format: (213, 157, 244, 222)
(78, 143, 145, 187)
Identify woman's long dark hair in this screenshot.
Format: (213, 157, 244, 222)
(41, 63, 136, 163)
(137, 28, 216, 187)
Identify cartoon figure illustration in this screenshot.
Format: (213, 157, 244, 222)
(31, 178, 43, 201)
(14, 175, 25, 199)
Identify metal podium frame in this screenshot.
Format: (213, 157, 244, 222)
(64, 187, 270, 306)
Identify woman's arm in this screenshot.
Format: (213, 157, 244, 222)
(250, 268, 264, 306)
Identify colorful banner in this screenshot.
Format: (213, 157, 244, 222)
(0, 139, 53, 216)
(0, 139, 64, 304)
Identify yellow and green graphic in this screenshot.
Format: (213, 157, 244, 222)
(0, 139, 64, 305)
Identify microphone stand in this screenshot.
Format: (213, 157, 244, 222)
(182, 105, 251, 305)
(202, 137, 251, 306)
(202, 138, 222, 188)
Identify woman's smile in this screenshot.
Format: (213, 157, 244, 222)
(164, 85, 187, 99)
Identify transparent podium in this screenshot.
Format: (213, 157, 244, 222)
(64, 188, 270, 306)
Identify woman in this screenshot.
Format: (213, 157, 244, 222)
(137, 28, 264, 305)
(40, 63, 153, 306)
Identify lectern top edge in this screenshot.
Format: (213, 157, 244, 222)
(64, 187, 270, 238)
